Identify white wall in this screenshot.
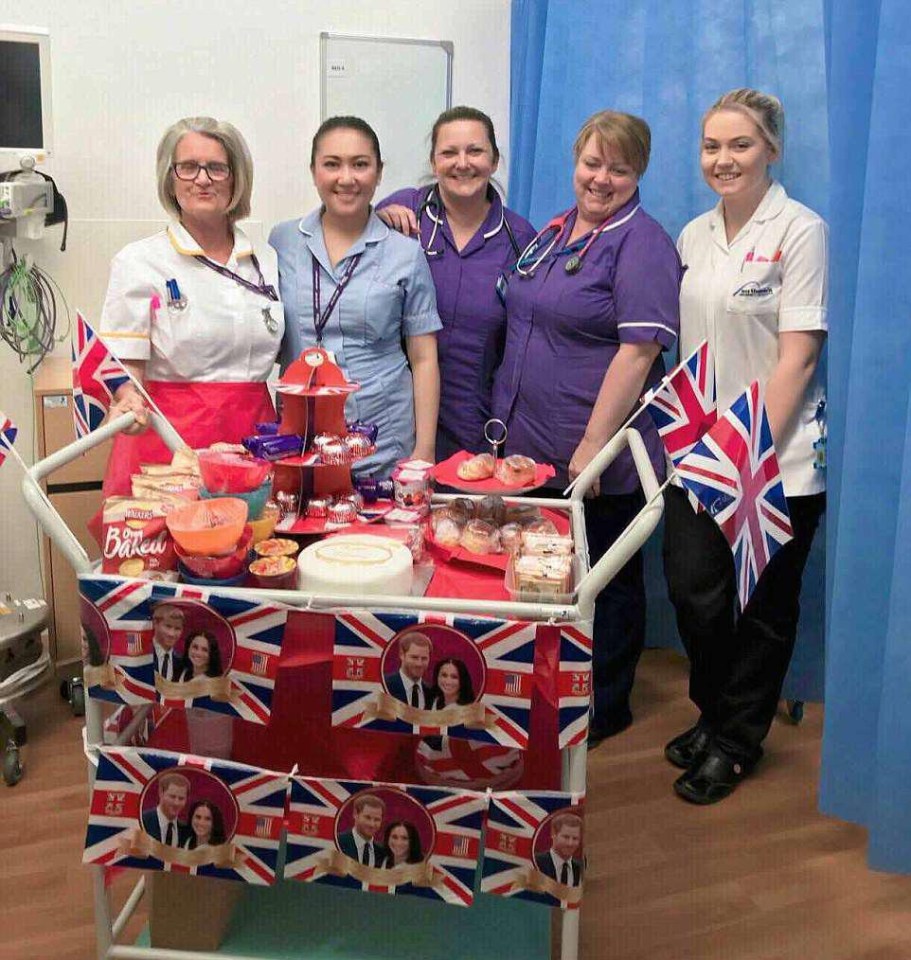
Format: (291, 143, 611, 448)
(0, 0, 512, 597)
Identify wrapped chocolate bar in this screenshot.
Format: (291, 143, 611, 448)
(243, 433, 304, 461)
(255, 420, 281, 435)
(346, 420, 380, 445)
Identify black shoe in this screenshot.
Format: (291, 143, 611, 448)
(587, 712, 633, 748)
(673, 751, 754, 805)
(664, 724, 713, 769)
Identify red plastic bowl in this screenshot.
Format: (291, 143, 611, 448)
(173, 524, 253, 579)
(198, 451, 273, 494)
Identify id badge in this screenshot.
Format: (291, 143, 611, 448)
(813, 436, 826, 470)
(495, 271, 509, 307)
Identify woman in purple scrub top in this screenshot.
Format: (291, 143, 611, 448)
(493, 110, 682, 746)
(376, 107, 536, 461)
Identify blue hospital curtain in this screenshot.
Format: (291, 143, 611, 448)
(819, 0, 911, 873)
(509, 0, 829, 700)
(510, 0, 911, 872)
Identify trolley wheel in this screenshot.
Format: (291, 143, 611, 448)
(786, 700, 804, 724)
(70, 681, 86, 718)
(3, 743, 22, 786)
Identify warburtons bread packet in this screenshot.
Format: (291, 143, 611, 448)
(101, 497, 181, 580)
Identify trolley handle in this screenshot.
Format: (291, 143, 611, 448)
(572, 428, 664, 614)
(22, 411, 182, 575)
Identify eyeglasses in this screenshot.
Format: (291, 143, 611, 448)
(172, 161, 232, 182)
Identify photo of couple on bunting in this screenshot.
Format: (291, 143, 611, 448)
(481, 791, 586, 910)
(332, 612, 535, 749)
(83, 747, 287, 884)
(284, 778, 486, 906)
(79, 577, 286, 723)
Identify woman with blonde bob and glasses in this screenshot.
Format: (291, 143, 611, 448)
(663, 89, 828, 805)
(99, 116, 284, 495)
(493, 110, 683, 747)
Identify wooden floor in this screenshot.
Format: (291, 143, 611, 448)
(2, 649, 909, 960)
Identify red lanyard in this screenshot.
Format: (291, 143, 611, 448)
(311, 253, 363, 345)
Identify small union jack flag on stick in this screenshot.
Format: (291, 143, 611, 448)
(71, 312, 132, 439)
(644, 339, 717, 465)
(676, 380, 793, 610)
(0, 410, 18, 469)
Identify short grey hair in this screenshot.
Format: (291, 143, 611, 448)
(155, 116, 254, 223)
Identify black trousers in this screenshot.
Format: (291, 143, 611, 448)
(584, 491, 647, 729)
(662, 485, 825, 764)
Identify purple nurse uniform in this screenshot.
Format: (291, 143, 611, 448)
(493, 190, 682, 737)
(378, 187, 535, 459)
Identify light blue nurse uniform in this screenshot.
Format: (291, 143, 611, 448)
(270, 209, 442, 478)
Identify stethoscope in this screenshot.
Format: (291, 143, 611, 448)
(514, 203, 641, 278)
(416, 184, 521, 259)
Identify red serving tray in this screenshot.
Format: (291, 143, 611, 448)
(432, 450, 556, 494)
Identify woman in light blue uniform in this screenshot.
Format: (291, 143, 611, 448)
(270, 117, 442, 477)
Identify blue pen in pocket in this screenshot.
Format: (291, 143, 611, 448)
(165, 278, 187, 312)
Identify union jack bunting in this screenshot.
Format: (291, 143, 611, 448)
(0, 410, 18, 468)
(481, 791, 586, 910)
(80, 576, 158, 706)
(83, 747, 287, 884)
(644, 339, 717, 465)
(79, 576, 288, 722)
(148, 582, 287, 723)
(676, 380, 794, 609)
(556, 623, 593, 748)
(331, 612, 536, 748)
(284, 776, 486, 905)
(71, 311, 131, 439)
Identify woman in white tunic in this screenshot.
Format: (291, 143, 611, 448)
(99, 116, 284, 495)
(663, 89, 828, 804)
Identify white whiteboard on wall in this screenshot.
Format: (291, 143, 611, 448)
(320, 32, 452, 198)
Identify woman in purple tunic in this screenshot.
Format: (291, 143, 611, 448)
(376, 107, 536, 460)
(493, 110, 682, 745)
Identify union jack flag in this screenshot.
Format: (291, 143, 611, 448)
(415, 738, 525, 791)
(83, 746, 288, 884)
(71, 312, 131, 439)
(284, 776, 486, 905)
(79, 576, 288, 722)
(481, 791, 586, 910)
(556, 624, 593, 748)
(331, 612, 536, 748)
(0, 410, 18, 468)
(644, 339, 717, 465)
(676, 380, 794, 609)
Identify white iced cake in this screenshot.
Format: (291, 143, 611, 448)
(297, 534, 413, 596)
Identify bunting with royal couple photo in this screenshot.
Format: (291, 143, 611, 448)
(79, 577, 287, 722)
(331, 612, 536, 749)
(83, 747, 287, 884)
(481, 790, 587, 911)
(284, 776, 486, 906)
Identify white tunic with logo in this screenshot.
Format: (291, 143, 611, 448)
(677, 181, 828, 496)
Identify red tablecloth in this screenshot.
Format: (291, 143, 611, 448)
(149, 557, 563, 789)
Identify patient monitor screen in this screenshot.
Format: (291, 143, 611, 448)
(0, 40, 44, 150)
